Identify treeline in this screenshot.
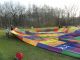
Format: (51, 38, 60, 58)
(0, 2, 80, 28)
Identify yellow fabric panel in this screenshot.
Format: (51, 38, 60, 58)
(10, 30, 18, 35)
(40, 39, 58, 44)
(40, 40, 65, 47)
(37, 34, 62, 37)
(11, 30, 29, 36)
(48, 41, 65, 47)
(23, 38, 36, 46)
(23, 38, 43, 46)
(68, 26, 79, 33)
(46, 34, 59, 36)
(58, 28, 63, 32)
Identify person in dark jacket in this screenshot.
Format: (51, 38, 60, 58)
(11, 25, 15, 30)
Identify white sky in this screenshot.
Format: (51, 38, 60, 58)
(0, 0, 80, 8)
(0, 0, 80, 16)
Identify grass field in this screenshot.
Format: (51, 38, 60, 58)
(0, 30, 79, 60)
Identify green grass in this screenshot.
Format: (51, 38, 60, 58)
(0, 30, 79, 60)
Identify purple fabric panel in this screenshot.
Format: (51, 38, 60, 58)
(74, 44, 80, 48)
(37, 43, 62, 53)
(70, 48, 80, 53)
(48, 46, 62, 53)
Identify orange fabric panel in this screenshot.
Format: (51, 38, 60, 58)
(23, 38, 43, 46)
(62, 28, 69, 33)
(53, 27, 59, 32)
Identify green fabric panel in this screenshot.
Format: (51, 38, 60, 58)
(62, 50, 80, 58)
(74, 36, 80, 40)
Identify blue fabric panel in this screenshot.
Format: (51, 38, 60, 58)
(55, 43, 75, 50)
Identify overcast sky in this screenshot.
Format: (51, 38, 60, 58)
(0, 0, 80, 16)
(0, 0, 79, 8)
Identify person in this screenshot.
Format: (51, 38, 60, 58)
(10, 25, 19, 31)
(11, 25, 15, 30)
(53, 27, 59, 32)
(62, 26, 68, 33)
(15, 52, 24, 60)
(5, 27, 11, 37)
(36, 28, 41, 32)
(31, 26, 34, 29)
(14, 27, 19, 31)
(77, 25, 80, 30)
